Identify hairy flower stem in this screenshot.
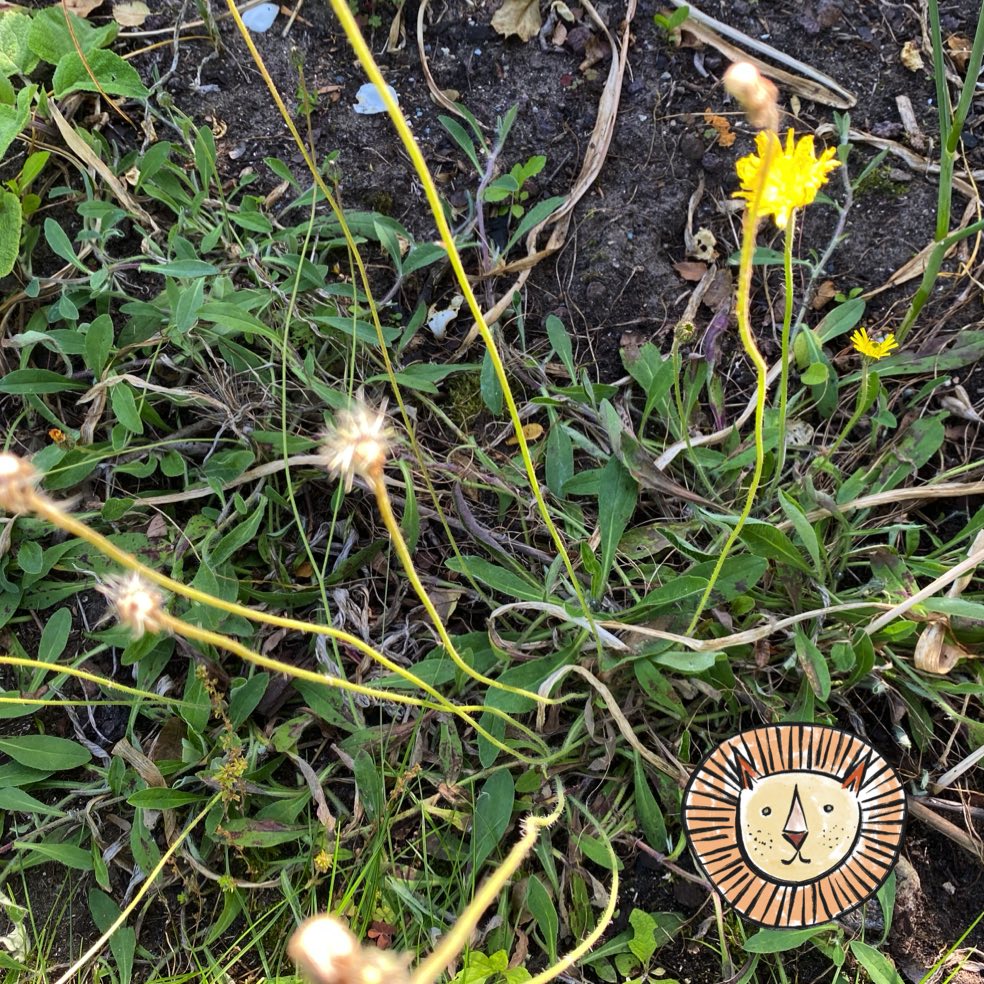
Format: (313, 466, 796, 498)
(410, 788, 566, 984)
(772, 211, 797, 488)
(322, 0, 601, 652)
(824, 363, 874, 461)
(686, 138, 777, 636)
(24, 490, 543, 758)
(368, 467, 561, 705)
(156, 609, 548, 764)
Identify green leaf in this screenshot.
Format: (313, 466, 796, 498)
(794, 626, 831, 701)
(472, 769, 514, 871)
(127, 787, 205, 809)
(633, 753, 667, 851)
(110, 382, 144, 435)
(526, 876, 559, 964)
(14, 840, 94, 870)
(800, 362, 828, 385)
(505, 196, 565, 254)
(353, 749, 385, 821)
(438, 115, 482, 172)
(228, 673, 269, 729)
(53, 49, 148, 100)
(0, 84, 35, 163)
(628, 909, 657, 965)
(209, 503, 265, 566)
(0, 190, 21, 278)
(545, 421, 573, 497)
(84, 314, 114, 376)
(652, 650, 719, 674)
(446, 555, 543, 602)
(140, 258, 219, 278)
(849, 941, 903, 984)
(88, 889, 135, 984)
(44, 217, 82, 268)
(777, 490, 822, 573)
(545, 315, 575, 380)
(743, 925, 833, 952)
(0, 369, 86, 394)
(0, 11, 36, 74)
(0, 735, 91, 771)
(38, 607, 71, 663)
(739, 522, 813, 575)
(217, 818, 306, 848)
(595, 457, 637, 592)
(16, 540, 42, 575)
(481, 346, 503, 414)
(0, 786, 66, 818)
(28, 8, 117, 64)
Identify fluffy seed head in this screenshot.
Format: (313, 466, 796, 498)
(319, 404, 393, 492)
(98, 573, 166, 638)
(723, 61, 779, 132)
(288, 916, 411, 984)
(0, 453, 41, 514)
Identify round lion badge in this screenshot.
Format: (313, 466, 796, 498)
(683, 724, 907, 928)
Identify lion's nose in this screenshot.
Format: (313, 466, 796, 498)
(783, 830, 808, 850)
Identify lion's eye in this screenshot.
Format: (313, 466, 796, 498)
(823, 804, 834, 813)
(761, 807, 772, 816)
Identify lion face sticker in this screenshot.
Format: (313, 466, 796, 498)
(683, 725, 907, 928)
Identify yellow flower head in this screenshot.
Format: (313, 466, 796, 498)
(735, 129, 841, 229)
(850, 327, 898, 360)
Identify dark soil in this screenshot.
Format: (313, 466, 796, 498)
(5, 0, 984, 980)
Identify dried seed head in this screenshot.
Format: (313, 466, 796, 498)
(288, 916, 411, 984)
(723, 62, 779, 132)
(98, 573, 166, 638)
(0, 453, 41, 515)
(319, 404, 393, 492)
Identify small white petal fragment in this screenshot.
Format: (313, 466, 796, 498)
(241, 2, 279, 33)
(353, 83, 399, 115)
(426, 294, 464, 339)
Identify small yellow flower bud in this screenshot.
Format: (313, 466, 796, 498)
(98, 573, 167, 638)
(0, 453, 41, 515)
(723, 61, 779, 132)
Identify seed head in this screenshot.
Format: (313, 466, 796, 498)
(0, 453, 41, 515)
(319, 404, 393, 492)
(288, 916, 411, 984)
(723, 61, 779, 132)
(98, 573, 166, 638)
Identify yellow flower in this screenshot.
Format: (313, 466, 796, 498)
(735, 129, 841, 229)
(850, 327, 899, 360)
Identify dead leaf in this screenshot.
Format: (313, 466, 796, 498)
(674, 260, 707, 281)
(506, 423, 544, 444)
(702, 108, 735, 147)
(901, 40, 924, 72)
(946, 34, 972, 73)
(65, 0, 102, 16)
(367, 922, 396, 950)
(113, 0, 150, 26)
(551, 22, 567, 46)
(580, 32, 611, 72)
(491, 0, 542, 43)
(811, 280, 837, 310)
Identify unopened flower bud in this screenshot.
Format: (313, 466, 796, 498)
(723, 62, 779, 132)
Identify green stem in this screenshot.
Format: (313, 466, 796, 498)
(826, 361, 873, 459)
(772, 210, 797, 487)
(685, 140, 776, 636)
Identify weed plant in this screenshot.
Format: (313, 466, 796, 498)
(0, 2, 982, 983)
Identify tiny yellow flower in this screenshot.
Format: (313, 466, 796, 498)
(313, 849, 332, 873)
(850, 327, 899, 360)
(735, 129, 841, 229)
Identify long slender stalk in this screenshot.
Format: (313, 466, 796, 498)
(686, 137, 776, 635)
(158, 610, 547, 764)
(371, 471, 561, 705)
(772, 210, 797, 486)
(410, 786, 565, 984)
(24, 491, 544, 756)
(322, 0, 599, 646)
(823, 362, 873, 460)
(53, 796, 221, 984)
